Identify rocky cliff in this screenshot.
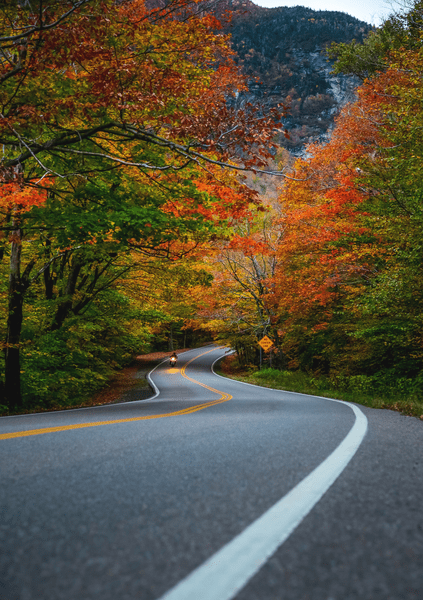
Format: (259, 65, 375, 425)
(225, 3, 374, 152)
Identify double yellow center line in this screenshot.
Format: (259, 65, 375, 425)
(0, 348, 231, 441)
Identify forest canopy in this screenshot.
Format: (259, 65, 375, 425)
(2, 0, 423, 417)
(0, 0, 282, 411)
(202, 0, 423, 414)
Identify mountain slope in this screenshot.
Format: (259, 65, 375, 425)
(225, 3, 374, 151)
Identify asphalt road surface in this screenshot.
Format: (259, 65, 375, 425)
(1, 345, 422, 600)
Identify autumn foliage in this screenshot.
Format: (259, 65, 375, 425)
(3, 0, 423, 413)
(269, 3, 423, 386)
(0, 0, 283, 410)
(203, 2, 423, 401)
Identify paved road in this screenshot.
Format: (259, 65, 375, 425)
(1, 345, 422, 600)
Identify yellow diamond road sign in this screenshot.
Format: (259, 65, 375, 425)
(258, 335, 274, 352)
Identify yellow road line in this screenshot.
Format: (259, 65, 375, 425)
(0, 347, 231, 441)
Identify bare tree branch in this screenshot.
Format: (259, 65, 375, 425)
(0, 0, 94, 43)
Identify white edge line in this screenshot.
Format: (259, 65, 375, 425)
(211, 350, 360, 406)
(146, 346, 218, 401)
(145, 361, 162, 400)
(146, 345, 227, 402)
(0, 349, 197, 420)
(157, 350, 368, 600)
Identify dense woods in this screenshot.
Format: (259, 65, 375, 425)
(209, 0, 423, 413)
(2, 0, 423, 416)
(0, 0, 281, 411)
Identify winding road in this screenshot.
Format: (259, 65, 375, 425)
(1, 345, 422, 600)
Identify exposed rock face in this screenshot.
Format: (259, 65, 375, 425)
(225, 3, 373, 152)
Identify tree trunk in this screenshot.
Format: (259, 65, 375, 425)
(43, 238, 55, 300)
(4, 227, 24, 409)
(51, 259, 82, 330)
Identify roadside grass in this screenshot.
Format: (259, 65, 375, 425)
(216, 357, 423, 420)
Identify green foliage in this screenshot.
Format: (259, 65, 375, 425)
(328, 31, 392, 79)
(1, 0, 279, 411)
(15, 290, 150, 410)
(329, 0, 423, 78)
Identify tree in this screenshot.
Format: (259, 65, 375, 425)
(273, 1, 423, 381)
(0, 0, 284, 408)
(329, 0, 423, 79)
(194, 204, 282, 367)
